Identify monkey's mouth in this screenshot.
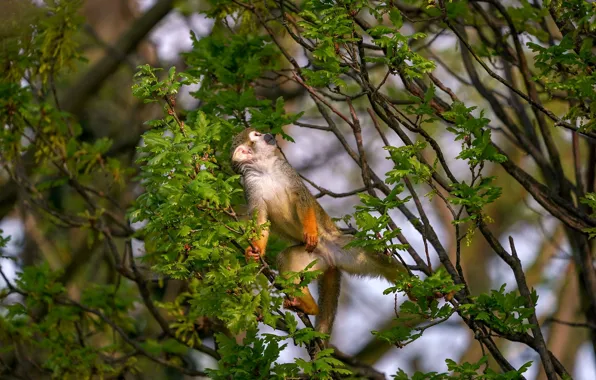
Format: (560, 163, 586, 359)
(264, 133, 276, 146)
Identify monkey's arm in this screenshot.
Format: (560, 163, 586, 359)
(296, 190, 318, 252)
(246, 201, 270, 261)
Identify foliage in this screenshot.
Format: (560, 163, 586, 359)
(394, 356, 531, 380)
(581, 192, 596, 238)
(373, 269, 461, 346)
(1, 0, 595, 378)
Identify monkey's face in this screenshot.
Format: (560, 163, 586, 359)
(231, 129, 277, 167)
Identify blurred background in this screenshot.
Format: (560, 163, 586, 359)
(1, 0, 595, 379)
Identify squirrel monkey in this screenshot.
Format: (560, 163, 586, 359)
(231, 128, 406, 336)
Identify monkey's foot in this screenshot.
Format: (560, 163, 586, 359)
(303, 232, 318, 252)
(284, 297, 319, 315)
(245, 246, 261, 262)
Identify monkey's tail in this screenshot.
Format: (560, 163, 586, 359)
(315, 267, 341, 340)
(323, 234, 406, 283)
(314, 235, 420, 342)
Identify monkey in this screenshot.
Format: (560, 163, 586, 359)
(230, 128, 407, 337)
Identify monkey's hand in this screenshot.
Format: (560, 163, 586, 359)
(245, 246, 261, 262)
(303, 231, 318, 252)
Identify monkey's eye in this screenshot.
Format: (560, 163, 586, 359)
(254, 132, 261, 137)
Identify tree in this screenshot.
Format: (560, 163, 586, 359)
(1, 0, 596, 378)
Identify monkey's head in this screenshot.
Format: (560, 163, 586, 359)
(230, 128, 278, 172)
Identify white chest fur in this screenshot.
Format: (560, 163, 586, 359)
(242, 158, 301, 241)
(245, 158, 295, 227)
(245, 170, 290, 202)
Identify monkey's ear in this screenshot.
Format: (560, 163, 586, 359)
(232, 144, 252, 162)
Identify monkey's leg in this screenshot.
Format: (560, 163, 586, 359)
(316, 267, 341, 338)
(277, 245, 328, 315)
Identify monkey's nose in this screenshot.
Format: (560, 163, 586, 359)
(264, 133, 276, 145)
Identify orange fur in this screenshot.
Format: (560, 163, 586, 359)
(284, 289, 319, 315)
(245, 231, 269, 261)
(302, 206, 318, 252)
